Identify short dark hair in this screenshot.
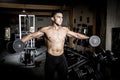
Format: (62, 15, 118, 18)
(51, 9, 63, 17)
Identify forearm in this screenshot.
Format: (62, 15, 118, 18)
(21, 34, 33, 42)
(76, 33, 89, 39)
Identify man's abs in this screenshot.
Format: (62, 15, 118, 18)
(48, 47, 64, 56)
(47, 40, 64, 56)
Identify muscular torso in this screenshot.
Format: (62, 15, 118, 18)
(42, 26, 68, 56)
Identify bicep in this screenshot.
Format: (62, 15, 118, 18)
(67, 30, 77, 38)
(64, 27, 76, 37)
(67, 31, 89, 39)
(21, 31, 44, 42)
(31, 31, 44, 38)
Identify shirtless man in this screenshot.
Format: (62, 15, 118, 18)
(21, 10, 89, 80)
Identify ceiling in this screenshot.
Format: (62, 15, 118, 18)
(0, 0, 98, 6)
(0, 0, 106, 16)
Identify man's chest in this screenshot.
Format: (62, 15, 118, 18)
(45, 29, 66, 41)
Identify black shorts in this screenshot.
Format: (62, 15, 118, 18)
(45, 52, 68, 80)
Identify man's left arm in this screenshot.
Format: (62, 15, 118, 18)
(66, 28, 89, 39)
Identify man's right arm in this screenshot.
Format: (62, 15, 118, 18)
(21, 30, 44, 43)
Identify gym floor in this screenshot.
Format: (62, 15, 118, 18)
(0, 46, 120, 80)
(0, 46, 46, 80)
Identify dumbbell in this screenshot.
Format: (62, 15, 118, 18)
(89, 35, 101, 47)
(13, 39, 25, 52)
(75, 35, 101, 47)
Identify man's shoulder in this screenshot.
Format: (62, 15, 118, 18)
(62, 26, 69, 31)
(39, 26, 50, 30)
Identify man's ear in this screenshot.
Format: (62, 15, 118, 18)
(51, 17, 54, 21)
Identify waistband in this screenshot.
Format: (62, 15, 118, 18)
(46, 52, 64, 57)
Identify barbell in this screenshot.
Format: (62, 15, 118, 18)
(13, 35, 101, 52)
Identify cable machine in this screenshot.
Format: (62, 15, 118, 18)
(19, 14, 36, 65)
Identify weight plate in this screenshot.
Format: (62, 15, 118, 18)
(13, 39, 25, 52)
(89, 35, 101, 47)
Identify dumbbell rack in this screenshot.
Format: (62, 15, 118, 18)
(19, 14, 36, 66)
(64, 47, 102, 80)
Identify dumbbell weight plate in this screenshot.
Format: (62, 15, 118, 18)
(13, 39, 25, 52)
(89, 35, 101, 47)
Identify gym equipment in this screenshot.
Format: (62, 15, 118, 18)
(92, 49, 118, 63)
(74, 35, 101, 49)
(64, 47, 103, 80)
(19, 15, 35, 49)
(89, 35, 101, 47)
(68, 64, 103, 80)
(13, 39, 25, 52)
(18, 14, 36, 66)
(19, 49, 35, 66)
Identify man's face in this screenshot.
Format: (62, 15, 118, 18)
(52, 13, 63, 26)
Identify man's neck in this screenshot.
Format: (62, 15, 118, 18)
(52, 24, 61, 30)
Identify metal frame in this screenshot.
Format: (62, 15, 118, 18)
(19, 14, 35, 49)
(19, 14, 36, 65)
